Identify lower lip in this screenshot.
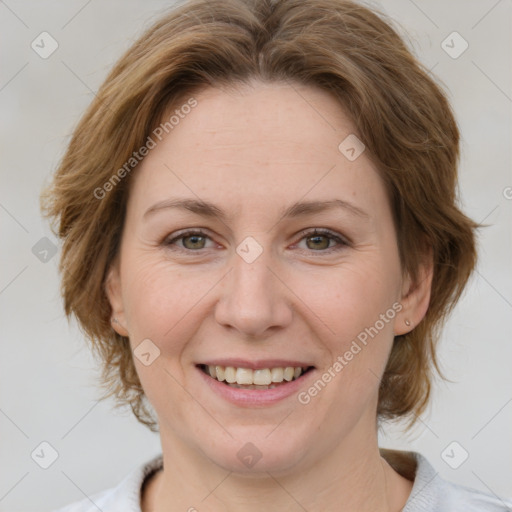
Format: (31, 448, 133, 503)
(196, 366, 315, 407)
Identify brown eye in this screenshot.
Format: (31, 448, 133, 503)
(164, 230, 213, 251)
(296, 228, 348, 253)
(181, 234, 207, 250)
(306, 234, 331, 250)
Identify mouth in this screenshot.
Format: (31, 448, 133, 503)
(197, 364, 315, 390)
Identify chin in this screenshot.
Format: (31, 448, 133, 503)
(194, 423, 316, 475)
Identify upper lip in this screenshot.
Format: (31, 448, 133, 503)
(197, 359, 315, 370)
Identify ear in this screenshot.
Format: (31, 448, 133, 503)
(394, 248, 434, 336)
(105, 262, 129, 337)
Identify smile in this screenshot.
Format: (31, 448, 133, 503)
(198, 364, 314, 389)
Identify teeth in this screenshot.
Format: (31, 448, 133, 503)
(253, 369, 271, 385)
(204, 365, 308, 385)
(225, 366, 236, 383)
(215, 365, 225, 381)
(228, 383, 279, 389)
(270, 368, 284, 382)
(236, 368, 253, 385)
(283, 367, 294, 381)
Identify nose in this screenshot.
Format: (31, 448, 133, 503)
(214, 244, 293, 338)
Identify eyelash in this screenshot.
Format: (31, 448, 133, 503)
(164, 228, 349, 254)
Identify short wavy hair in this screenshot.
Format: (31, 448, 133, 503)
(41, 0, 479, 431)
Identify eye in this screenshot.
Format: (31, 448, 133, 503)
(296, 228, 348, 252)
(163, 228, 349, 253)
(164, 230, 214, 251)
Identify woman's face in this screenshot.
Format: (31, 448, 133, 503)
(108, 80, 428, 474)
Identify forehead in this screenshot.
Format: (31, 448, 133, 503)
(127, 80, 388, 222)
(168, 80, 353, 155)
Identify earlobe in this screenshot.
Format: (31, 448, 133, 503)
(105, 265, 129, 337)
(394, 251, 434, 336)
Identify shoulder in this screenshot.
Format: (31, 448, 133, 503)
(383, 449, 512, 512)
(51, 454, 163, 512)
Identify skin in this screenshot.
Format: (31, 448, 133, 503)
(107, 79, 433, 511)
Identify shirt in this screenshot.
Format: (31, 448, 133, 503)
(52, 450, 512, 511)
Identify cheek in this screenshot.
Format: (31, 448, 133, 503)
(292, 254, 401, 399)
(121, 258, 179, 338)
(120, 252, 221, 349)
(119, 254, 211, 411)
(296, 255, 400, 342)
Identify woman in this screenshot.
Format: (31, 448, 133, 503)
(42, 0, 511, 510)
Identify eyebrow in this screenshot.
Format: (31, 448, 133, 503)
(143, 197, 369, 222)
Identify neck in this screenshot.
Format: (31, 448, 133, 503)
(148, 420, 413, 512)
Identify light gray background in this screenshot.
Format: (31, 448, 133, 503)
(1, 0, 511, 510)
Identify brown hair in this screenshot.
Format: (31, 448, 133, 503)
(41, 0, 479, 431)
